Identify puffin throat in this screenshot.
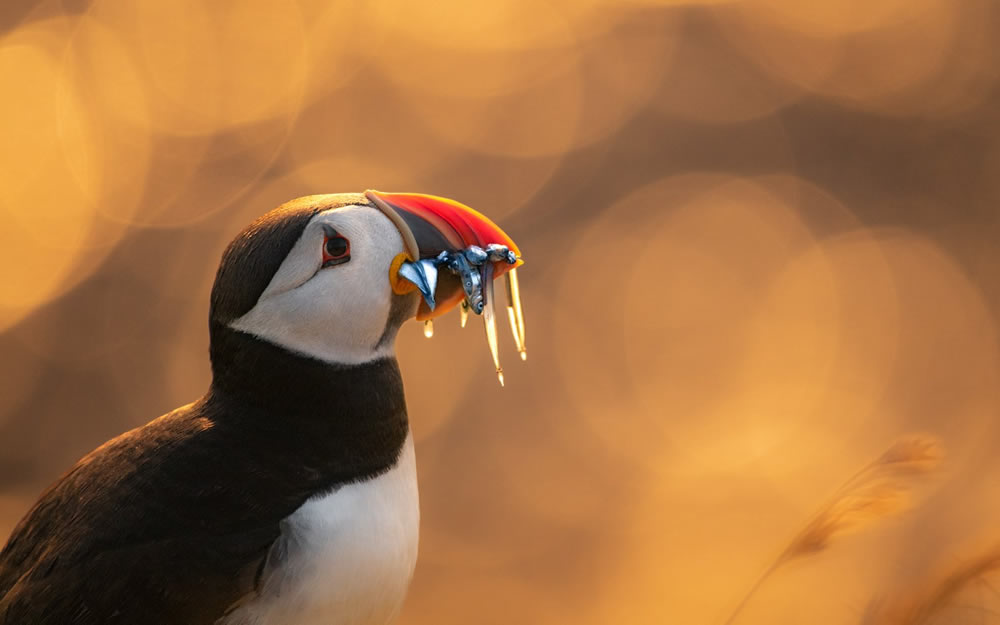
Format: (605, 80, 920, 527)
(207, 322, 409, 482)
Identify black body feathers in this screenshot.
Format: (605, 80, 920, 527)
(0, 328, 408, 623)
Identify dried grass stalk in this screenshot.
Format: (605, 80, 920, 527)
(862, 545, 1000, 625)
(723, 435, 943, 625)
(780, 436, 942, 560)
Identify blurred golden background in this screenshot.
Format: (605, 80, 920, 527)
(2, 0, 1000, 623)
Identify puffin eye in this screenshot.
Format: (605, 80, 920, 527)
(321, 227, 351, 267)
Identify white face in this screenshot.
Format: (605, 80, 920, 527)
(230, 204, 418, 364)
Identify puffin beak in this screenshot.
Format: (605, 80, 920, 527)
(366, 190, 526, 384)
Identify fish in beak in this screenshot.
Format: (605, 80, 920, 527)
(366, 190, 526, 385)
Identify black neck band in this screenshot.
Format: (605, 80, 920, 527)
(207, 321, 409, 487)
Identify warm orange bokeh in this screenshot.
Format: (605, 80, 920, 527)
(2, 0, 999, 623)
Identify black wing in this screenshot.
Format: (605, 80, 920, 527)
(0, 402, 295, 625)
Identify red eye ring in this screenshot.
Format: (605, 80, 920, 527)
(322, 227, 351, 267)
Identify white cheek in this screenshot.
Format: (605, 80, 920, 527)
(233, 274, 393, 365)
(230, 205, 405, 365)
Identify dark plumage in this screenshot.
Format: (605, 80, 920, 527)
(0, 327, 408, 624)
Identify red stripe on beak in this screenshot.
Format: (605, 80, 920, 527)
(367, 191, 523, 278)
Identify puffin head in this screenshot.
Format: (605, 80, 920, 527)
(209, 191, 524, 382)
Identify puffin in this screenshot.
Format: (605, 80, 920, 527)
(0, 190, 525, 625)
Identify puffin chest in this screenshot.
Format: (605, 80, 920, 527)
(222, 435, 420, 625)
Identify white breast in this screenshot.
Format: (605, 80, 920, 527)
(220, 434, 419, 625)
